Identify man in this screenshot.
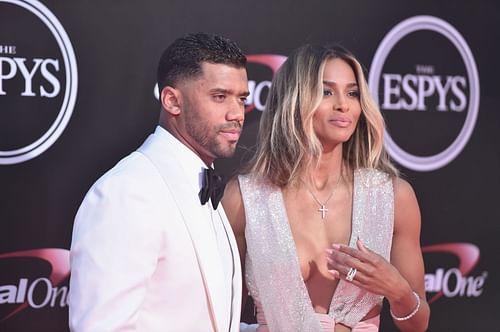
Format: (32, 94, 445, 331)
(69, 32, 249, 331)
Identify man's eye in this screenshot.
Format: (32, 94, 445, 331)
(213, 95, 226, 102)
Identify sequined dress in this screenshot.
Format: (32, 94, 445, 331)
(238, 168, 394, 331)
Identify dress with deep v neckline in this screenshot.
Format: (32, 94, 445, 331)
(239, 168, 394, 331)
(278, 179, 353, 319)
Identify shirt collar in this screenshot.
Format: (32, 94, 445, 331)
(154, 125, 211, 191)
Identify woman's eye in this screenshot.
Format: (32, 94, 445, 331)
(348, 90, 360, 98)
(323, 90, 333, 96)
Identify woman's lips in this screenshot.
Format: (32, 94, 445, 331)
(329, 117, 351, 128)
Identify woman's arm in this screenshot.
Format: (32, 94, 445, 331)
(386, 177, 430, 331)
(326, 177, 430, 331)
(222, 178, 249, 313)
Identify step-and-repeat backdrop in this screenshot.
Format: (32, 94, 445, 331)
(1, 0, 498, 331)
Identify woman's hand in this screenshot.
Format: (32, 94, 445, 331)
(326, 238, 410, 301)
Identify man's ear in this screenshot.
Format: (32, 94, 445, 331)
(160, 86, 182, 115)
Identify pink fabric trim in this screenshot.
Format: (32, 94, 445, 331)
(255, 300, 379, 332)
(352, 315, 380, 332)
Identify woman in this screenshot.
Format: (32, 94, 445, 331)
(223, 44, 430, 331)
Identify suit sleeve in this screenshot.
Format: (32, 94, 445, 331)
(69, 160, 166, 331)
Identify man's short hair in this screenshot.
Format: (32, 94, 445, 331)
(157, 32, 247, 91)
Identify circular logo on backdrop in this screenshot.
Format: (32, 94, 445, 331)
(368, 16, 479, 172)
(0, 0, 78, 165)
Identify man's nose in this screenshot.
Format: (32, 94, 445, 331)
(227, 99, 245, 123)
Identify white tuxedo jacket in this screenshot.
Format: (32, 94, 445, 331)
(69, 127, 242, 331)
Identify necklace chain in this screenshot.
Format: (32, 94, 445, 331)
(303, 175, 341, 219)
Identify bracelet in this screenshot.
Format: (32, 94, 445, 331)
(390, 291, 421, 321)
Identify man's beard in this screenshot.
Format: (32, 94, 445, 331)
(184, 110, 241, 159)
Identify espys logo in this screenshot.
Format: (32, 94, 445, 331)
(153, 54, 286, 112)
(423, 243, 487, 303)
(0, 248, 70, 321)
(368, 16, 479, 172)
(0, 0, 78, 165)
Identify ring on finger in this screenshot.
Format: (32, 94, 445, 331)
(346, 267, 357, 282)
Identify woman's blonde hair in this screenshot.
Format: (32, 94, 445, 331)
(247, 44, 398, 187)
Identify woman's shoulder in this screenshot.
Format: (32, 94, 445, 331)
(224, 172, 273, 201)
(354, 167, 393, 188)
(392, 176, 417, 205)
(236, 172, 276, 190)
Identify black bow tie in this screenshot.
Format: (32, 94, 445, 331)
(199, 167, 226, 209)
